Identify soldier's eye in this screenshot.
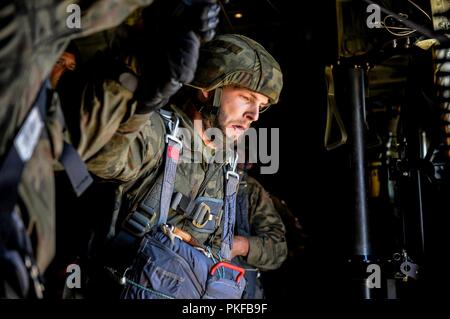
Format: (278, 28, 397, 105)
(240, 95, 251, 103)
(56, 59, 65, 67)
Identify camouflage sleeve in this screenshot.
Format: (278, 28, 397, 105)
(77, 77, 165, 182)
(1, 0, 155, 153)
(0, 0, 154, 275)
(77, 78, 135, 161)
(245, 176, 288, 270)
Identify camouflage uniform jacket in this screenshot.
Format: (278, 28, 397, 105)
(236, 175, 287, 271)
(0, 0, 153, 271)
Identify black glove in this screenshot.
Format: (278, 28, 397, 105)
(135, 0, 220, 114)
(176, 0, 221, 42)
(135, 30, 200, 114)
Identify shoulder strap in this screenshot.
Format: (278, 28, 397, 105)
(119, 110, 182, 239)
(220, 154, 240, 260)
(0, 79, 93, 216)
(0, 79, 48, 298)
(50, 94, 93, 196)
(141, 110, 183, 227)
(0, 80, 50, 215)
(0, 79, 92, 298)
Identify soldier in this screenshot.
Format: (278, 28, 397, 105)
(0, 0, 217, 298)
(234, 168, 288, 299)
(0, 0, 156, 299)
(63, 34, 283, 298)
(50, 44, 79, 89)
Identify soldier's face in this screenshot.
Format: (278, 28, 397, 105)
(50, 52, 76, 88)
(217, 86, 269, 141)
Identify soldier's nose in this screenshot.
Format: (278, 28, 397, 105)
(245, 105, 259, 122)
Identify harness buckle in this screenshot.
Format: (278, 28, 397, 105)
(226, 153, 239, 180)
(192, 202, 212, 228)
(165, 116, 183, 148)
(122, 211, 153, 237)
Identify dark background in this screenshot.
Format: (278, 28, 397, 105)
(217, 0, 447, 300)
(217, 0, 350, 298)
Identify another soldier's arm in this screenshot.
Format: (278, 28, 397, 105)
(58, 54, 166, 183)
(79, 79, 165, 182)
(244, 177, 288, 271)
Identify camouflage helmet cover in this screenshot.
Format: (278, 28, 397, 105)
(190, 34, 283, 104)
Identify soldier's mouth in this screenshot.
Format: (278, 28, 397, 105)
(231, 125, 247, 132)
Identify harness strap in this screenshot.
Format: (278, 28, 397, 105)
(0, 80, 50, 298)
(120, 110, 182, 241)
(117, 110, 240, 262)
(59, 141, 93, 196)
(0, 80, 50, 215)
(220, 155, 239, 260)
(0, 79, 93, 298)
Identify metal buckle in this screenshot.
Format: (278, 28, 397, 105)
(226, 153, 239, 180)
(165, 116, 183, 148)
(226, 171, 239, 180)
(122, 211, 153, 237)
(166, 134, 183, 149)
(192, 202, 212, 228)
(161, 223, 183, 244)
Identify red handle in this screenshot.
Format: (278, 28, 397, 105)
(210, 261, 245, 283)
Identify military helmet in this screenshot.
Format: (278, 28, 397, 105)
(190, 34, 283, 105)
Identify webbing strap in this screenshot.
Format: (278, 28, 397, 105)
(0, 80, 49, 215)
(0, 79, 92, 216)
(120, 112, 182, 239)
(59, 141, 93, 197)
(220, 155, 239, 260)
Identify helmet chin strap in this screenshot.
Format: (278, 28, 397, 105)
(197, 87, 222, 127)
(212, 86, 223, 108)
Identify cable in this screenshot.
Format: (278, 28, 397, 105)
(264, 0, 281, 15)
(379, 0, 433, 38)
(381, 14, 417, 37)
(218, 0, 234, 32)
(407, 0, 432, 21)
(380, 0, 431, 37)
(363, 0, 447, 43)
